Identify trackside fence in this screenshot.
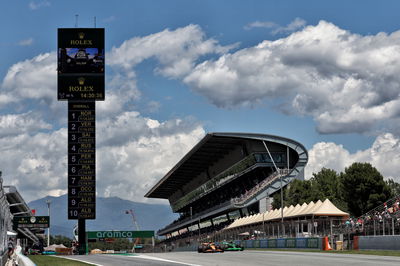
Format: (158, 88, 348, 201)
(163, 237, 323, 252)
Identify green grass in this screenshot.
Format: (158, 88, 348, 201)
(28, 255, 93, 266)
(247, 248, 400, 257)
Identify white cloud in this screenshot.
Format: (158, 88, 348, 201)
(0, 129, 67, 201)
(1, 52, 56, 105)
(0, 112, 51, 137)
(272, 18, 306, 34)
(244, 18, 306, 34)
(244, 21, 278, 30)
(97, 125, 205, 202)
(184, 20, 400, 134)
(103, 16, 116, 23)
(18, 38, 34, 46)
(0, 25, 216, 203)
(305, 133, 400, 182)
(29, 1, 50, 10)
(108, 24, 237, 79)
(0, 112, 205, 203)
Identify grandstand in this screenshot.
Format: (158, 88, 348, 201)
(145, 132, 308, 240)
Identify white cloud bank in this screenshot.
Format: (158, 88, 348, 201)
(2, 22, 400, 203)
(0, 111, 204, 202)
(184, 21, 400, 135)
(0, 25, 215, 202)
(306, 133, 400, 182)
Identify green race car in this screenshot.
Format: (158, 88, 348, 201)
(220, 241, 244, 251)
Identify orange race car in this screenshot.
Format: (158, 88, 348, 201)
(197, 242, 224, 253)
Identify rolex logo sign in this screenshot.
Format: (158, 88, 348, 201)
(78, 77, 85, 85)
(58, 28, 105, 101)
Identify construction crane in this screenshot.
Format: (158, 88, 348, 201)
(125, 209, 142, 252)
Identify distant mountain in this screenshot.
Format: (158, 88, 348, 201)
(28, 194, 179, 238)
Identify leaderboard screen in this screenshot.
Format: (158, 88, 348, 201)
(58, 28, 105, 101)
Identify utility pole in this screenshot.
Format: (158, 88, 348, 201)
(46, 199, 51, 247)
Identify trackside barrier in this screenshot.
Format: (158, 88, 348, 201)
(168, 238, 323, 252)
(15, 246, 36, 266)
(237, 238, 323, 250)
(357, 235, 400, 250)
(353, 236, 359, 250)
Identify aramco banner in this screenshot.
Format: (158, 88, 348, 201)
(87, 231, 155, 239)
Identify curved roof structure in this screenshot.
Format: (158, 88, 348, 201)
(145, 132, 308, 199)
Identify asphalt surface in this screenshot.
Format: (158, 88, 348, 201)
(60, 250, 400, 266)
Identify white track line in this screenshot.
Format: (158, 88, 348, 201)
(52, 255, 103, 266)
(136, 254, 202, 266)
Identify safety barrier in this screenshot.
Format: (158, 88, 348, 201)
(165, 237, 323, 252)
(234, 238, 323, 250)
(15, 246, 36, 266)
(356, 235, 400, 250)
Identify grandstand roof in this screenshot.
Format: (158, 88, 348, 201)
(145, 132, 307, 199)
(225, 199, 349, 230)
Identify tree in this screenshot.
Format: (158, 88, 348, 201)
(272, 179, 314, 209)
(50, 235, 73, 247)
(341, 162, 391, 217)
(386, 178, 400, 196)
(311, 168, 347, 212)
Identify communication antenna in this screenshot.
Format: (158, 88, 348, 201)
(75, 14, 79, 28)
(94, 16, 97, 28)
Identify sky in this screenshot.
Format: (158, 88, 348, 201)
(1, 0, 400, 203)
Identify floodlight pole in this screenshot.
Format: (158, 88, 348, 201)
(46, 199, 51, 247)
(190, 206, 193, 238)
(262, 141, 284, 237)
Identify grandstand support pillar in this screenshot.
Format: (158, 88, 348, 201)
(277, 223, 280, 238)
(262, 212, 266, 238)
(383, 218, 385, 236)
(272, 224, 274, 237)
(392, 218, 395, 235)
(330, 218, 333, 250)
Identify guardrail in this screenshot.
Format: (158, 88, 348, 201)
(232, 168, 290, 206)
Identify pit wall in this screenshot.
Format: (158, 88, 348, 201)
(355, 235, 400, 250)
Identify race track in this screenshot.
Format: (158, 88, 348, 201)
(60, 250, 400, 266)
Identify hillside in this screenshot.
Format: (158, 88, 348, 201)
(28, 194, 178, 238)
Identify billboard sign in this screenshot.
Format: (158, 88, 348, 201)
(87, 231, 155, 239)
(13, 216, 50, 229)
(58, 28, 105, 101)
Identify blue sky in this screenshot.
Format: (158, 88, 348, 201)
(1, 0, 400, 202)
